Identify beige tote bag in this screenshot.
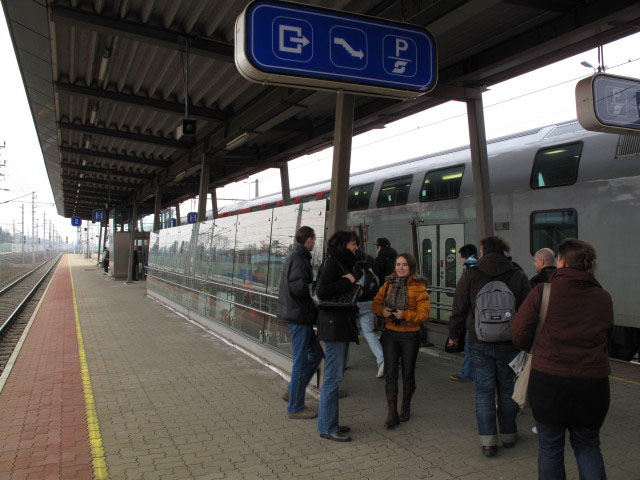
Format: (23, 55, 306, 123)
(512, 283, 551, 409)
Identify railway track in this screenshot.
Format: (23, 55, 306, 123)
(0, 254, 63, 376)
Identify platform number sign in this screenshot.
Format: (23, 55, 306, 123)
(187, 212, 198, 224)
(71, 216, 82, 227)
(235, 0, 437, 99)
(92, 209, 106, 223)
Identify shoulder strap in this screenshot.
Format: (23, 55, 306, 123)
(381, 280, 391, 306)
(530, 283, 551, 354)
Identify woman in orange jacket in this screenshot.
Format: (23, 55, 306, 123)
(371, 252, 430, 429)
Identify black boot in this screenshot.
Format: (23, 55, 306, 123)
(384, 396, 399, 429)
(399, 390, 414, 422)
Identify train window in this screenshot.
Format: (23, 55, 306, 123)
(299, 194, 317, 203)
(348, 183, 374, 211)
(250, 206, 262, 212)
(530, 209, 578, 255)
(376, 175, 412, 208)
(531, 142, 582, 189)
(421, 239, 433, 286)
(420, 165, 464, 202)
(264, 202, 278, 209)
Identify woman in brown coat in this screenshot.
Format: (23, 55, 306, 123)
(371, 253, 430, 429)
(511, 238, 613, 480)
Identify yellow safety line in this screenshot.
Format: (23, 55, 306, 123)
(69, 258, 109, 480)
(610, 375, 640, 386)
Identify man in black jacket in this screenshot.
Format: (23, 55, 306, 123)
(277, 226, 323, 419)
(530, 247, 556, 287)
(374, 237, 397, 280)
(447, 236, 530, 458)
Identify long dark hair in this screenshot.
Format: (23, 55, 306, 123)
(327, 230, 359, 251)
(558, 238, 596, 274)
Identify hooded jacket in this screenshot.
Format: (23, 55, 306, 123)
(448, 251, 531, 344)
(374, 246, 398, 280)
(529, 265, 557, 288)
(511, 268, 613, 378)
(316, 246, 359, 343)
(371, 275, 430, 332)
(276, 243, 317, 325)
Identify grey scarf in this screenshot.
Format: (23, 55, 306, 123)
(387, 276, 409, 311)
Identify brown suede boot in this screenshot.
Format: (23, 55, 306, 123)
(384, 396, 399, 429)
(399, 391, 414, 422)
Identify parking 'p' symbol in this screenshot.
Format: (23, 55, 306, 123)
(395, 38, 408, 57)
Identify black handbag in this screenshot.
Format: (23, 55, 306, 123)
(309, 257, 360, 309)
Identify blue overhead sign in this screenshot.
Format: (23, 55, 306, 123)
(71, 216, 82, 227)
(187, 212, 198, 224)
(92, 209, 106, 223)
(171, 218, 177, 227)
(576, 73, 640, 135)
(235, 0, 437, 99)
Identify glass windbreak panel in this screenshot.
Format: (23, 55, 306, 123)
(377, 175, 412, 207)
(176, 225, 195, 276)
(148, 231, 160, 268)
(444, 238, 457, 290)
(421, 239, 432, 286)
(531, 209, 577, 255)
(233, 210, 273, 292)
(348, 183, 374, 211)
(531, 143, 582, 189)
(299, 194, 317, 203)
(192, 221, 214, 279)
(264, 317, 292, 356)
(209, 216, 237, 285)
(420, 165, 464, 202)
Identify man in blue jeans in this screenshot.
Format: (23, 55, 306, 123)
(450, 244, 478, 382)
(276, 226, 323, 419)
(447, 236, 530, 457)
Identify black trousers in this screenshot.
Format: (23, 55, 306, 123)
(382, 329, 420, 397)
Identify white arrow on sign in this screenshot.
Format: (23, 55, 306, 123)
(279, 25, 310, 54)
(333, 37, 364, 59)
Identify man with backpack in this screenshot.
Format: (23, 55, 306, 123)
(355, 250, 384, 378)
(447, 236, 530, 458)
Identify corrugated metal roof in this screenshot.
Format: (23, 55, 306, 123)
(3, 0, 639, 218)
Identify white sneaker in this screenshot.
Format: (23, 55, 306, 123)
(532, 426, 538, 435)
(376, 363, 385, 378)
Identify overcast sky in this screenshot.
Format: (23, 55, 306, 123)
(0, 3, 638, 243)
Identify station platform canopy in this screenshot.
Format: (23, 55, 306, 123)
(3, 0, 640, 219)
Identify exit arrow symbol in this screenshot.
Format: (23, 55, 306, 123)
(334, 37, 364, 59)
(290, 35, 310, 47)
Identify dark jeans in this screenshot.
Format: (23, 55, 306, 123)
(382, 329, 420, 397)
(537, 422, 607, 480)
(287, 323, 323, 414)
(470, 342, 520, 446)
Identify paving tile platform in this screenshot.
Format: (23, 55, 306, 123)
(0, 254, 638, 480)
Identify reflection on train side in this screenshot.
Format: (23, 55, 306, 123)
(147, 202, 327, 358)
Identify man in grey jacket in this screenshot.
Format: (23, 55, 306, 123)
(277, 226, 324, 419)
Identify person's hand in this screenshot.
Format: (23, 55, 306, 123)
(392, 310, 404, 319)
(343, 273, 356, 284)
(382, 307, 393, 318)
(447, 338, 458, 347)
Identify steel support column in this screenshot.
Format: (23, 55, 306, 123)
(153, 187, 161, 231)
(209, 187, 218, 219)
(126, 201, 138, 283)
(97, 223, 103, 265)
(175, 204, 182, 226)
(198, 157, 210, 222)
(280, 165, 291, 206)
(326, 92, 355, 238)
(466, 96, 494, 240)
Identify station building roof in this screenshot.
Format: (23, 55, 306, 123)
(3, 0, 639, 219)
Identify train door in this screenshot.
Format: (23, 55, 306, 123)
(417, 224, 464, 322)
